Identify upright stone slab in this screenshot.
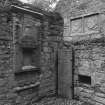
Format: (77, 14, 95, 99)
(58, 44, 72, 99)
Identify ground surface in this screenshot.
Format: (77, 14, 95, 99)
(33, 97, 93, 105)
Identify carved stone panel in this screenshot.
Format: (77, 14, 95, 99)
(22, 15, 40, 40)
(84, 15, 98, 33)
(20, 15, 41, 48)
(71, 18, 82, 35)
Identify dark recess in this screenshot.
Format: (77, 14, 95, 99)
(78, 75, 91, 85)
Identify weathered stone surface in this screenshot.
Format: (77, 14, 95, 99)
(33, 97, 93, 105)
(0, 1, 64, 104)
(55, 0, 105, 104)
(94, 95, 105, 104)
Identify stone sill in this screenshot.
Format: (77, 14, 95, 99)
(63, 31, 101, 42)
(15, 67, 41, 75)
(14, 82, 40, 92)
(71, 31, 99, 36)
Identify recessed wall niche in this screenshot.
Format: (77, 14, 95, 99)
(16, 14, 41, 72)
(78, 74, 91, 85)
(22, 47, 40, 69)
(22, 48, 34, 66)
(14, 13, 41, 96)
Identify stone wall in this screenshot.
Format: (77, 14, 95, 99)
(0, 4, 63, 104)
(73, 42, 105, 105)
(39, 40, 58, 97)
(0, 12, 17, 105)
(56, 0, 105, 42)
(39, 15, 63, 97)
(11, 12, 56, 104)
(55, 0, 105, 104)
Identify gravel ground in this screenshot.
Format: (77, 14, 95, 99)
(33, 97, 92, 105)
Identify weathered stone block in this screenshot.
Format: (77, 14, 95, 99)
(94, 95, 105, 104)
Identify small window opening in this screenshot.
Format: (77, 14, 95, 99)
(78, 75, 91, 85)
